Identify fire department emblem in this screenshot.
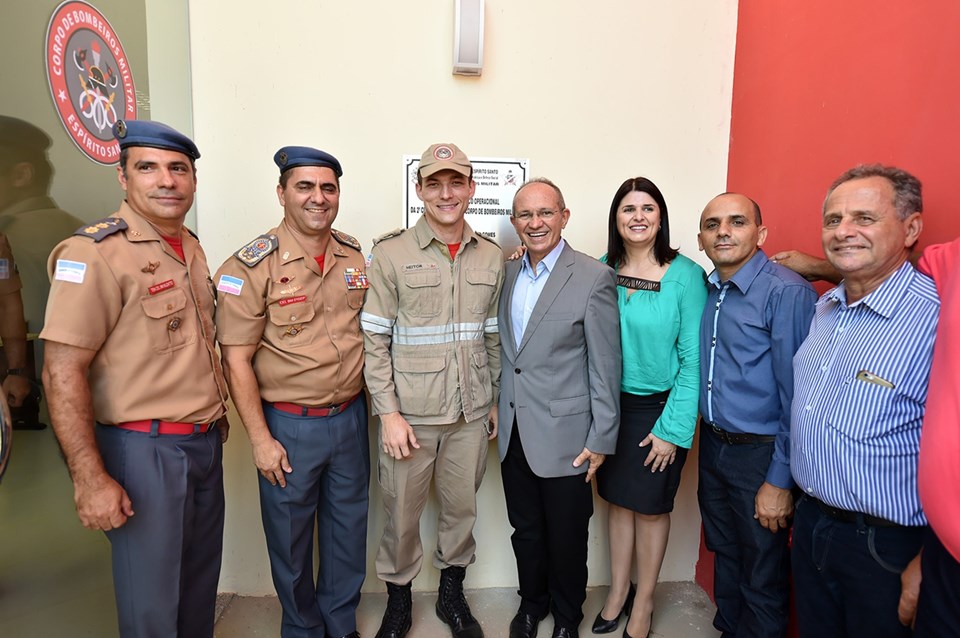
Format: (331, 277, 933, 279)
(45, 1, 137, 165)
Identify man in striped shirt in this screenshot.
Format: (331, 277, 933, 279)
(790, 165, 938, 638)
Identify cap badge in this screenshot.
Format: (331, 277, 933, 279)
(434, 146, 453, 160)
(278, 151, 288, 166)
(115, 120, 127, 138)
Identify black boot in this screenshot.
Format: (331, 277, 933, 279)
(436, 566, 483, 638)
(376, 582, 412, 638)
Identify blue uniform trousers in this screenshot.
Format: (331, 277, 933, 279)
(697, 427, 790, 638)
(260, 394, 370, 638)
(97, 423, 225, 638)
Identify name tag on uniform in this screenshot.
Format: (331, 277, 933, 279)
(278, 295, 307, 307)
(217, 274, 244, 296)
(344, 267, 369, 290)
(148, 279, 175, 295)
(55, 259, 87, 284)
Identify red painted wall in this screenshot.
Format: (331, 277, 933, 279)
(697, 0, 960, 605)
(726, 1, 960, 258)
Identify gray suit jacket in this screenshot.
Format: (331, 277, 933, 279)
(497, 242, 621, 478)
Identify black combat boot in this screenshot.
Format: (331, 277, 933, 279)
(436, 566, 483, 638)
(375, 581, 412, 638)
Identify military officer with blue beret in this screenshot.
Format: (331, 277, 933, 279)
(214, 146, 369, 638)
(41, 119, 230, 638)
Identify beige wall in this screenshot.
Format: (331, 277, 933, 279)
(188, 0, 739, 594)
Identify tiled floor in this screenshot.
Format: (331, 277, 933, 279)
(1, 428, 719, 638)
(215, 583, 720, 638)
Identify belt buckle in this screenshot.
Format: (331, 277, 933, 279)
(711, 424, 731, 444)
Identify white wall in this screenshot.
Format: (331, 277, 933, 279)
(188, 0, 739, 595)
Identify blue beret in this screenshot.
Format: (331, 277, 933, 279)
(112, 119, 200, 160)
(274, 146, 342, 177)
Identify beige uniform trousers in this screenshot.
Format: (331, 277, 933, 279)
(375, 415, 488, 584)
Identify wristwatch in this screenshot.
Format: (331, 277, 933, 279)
(5, 368, 26, 377)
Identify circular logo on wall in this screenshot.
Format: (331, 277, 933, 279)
(45, 1, 137, 165)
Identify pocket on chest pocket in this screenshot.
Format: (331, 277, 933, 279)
(827, 375, 898, 439)
(465, 268, 498, 314)
(403, 269, 442, 317)
(140, 288, 194, 354)
(267, 302, 317, 346)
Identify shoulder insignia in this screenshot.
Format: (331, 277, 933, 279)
(74, 217, 128, 242)
(234, 234, 278, 267)
(184, 227, 199, 240)
(372, 227, 405, 246)
(475, 232, 501, 248)
(331, 229, 361, 252)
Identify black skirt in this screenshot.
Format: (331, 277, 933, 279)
(596, 391, 688, 515)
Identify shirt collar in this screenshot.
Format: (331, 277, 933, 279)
(521, 238, 566, 277)
(707, 249, 768, 292)
(824, 260, 916, 318)
(413, 214, 477, 250)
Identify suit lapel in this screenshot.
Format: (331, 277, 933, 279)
(517, 243, 575, 355)
(502, 259, 521, 361)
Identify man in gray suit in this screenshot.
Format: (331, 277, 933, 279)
(498, 178, 621, 638)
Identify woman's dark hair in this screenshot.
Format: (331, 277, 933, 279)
(605, 177, 678, 268)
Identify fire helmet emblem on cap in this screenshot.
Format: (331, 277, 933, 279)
(434, 146, 453, 160)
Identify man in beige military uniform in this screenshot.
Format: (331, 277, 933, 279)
(41, 120, 229, 638)
(0, 232, 29, 409)
(361, 143, 504, 638)
(215, 146, 368, 638)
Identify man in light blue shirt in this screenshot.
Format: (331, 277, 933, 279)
(510, 237, 566, 350)
(790, 165, 938, 638)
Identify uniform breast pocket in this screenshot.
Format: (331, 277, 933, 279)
(140, 288, 195, 354)
(267, 302, 317, 347)
(402, 269, 442, 317)
(346, 288, 366, 310)
(465, 268, 498, 314)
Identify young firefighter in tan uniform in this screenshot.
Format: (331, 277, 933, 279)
(361, 143, 503, 638)
(214, 146, 369, 638)
(41, 120, 229, 638)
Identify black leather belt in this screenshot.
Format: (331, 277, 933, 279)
(807, 496, 899, 528)
(708, 423, 775, 445)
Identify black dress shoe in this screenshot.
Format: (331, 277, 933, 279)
(509, 611, 546, 638)
(328, 633, 360, 638)
(621, 611, 652, 638)
(591, 583, 637, 634)
(552, 627, 579, 638)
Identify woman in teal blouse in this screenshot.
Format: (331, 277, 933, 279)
(593, 177, 706, 638)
